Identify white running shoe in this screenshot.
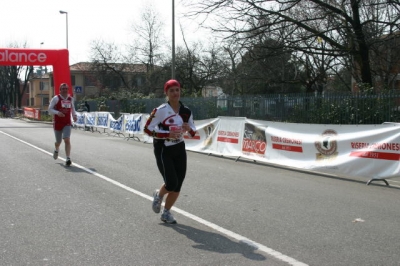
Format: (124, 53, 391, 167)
(161, 209, 177, 224)
(152, 190, 163, 213)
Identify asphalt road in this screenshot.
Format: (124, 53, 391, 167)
(1, 118, 400, 266)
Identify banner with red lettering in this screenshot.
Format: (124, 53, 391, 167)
(63, 112, 400, 180)
(183, 118, 219, 152)
(184, 117, 400, 180)
(23, 107, 41, 120)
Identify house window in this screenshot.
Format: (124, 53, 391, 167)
(43, 97, 49, 105)
(85, 75, 96, 86)
(136, 77, 142, 86)
(40, 81, 46, 91)
(71, 75, 76, 86)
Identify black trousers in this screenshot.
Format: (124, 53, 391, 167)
(154, 141, 187, 192)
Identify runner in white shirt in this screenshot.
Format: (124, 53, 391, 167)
(144, 79, 196, 224)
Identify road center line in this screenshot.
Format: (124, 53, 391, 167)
(1, 130, 308, 266)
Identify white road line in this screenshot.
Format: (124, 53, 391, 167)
(1, 130, 308, 266)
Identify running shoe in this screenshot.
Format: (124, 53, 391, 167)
(66, 159, 72, 166)
(53, 150, 58, 160)
(152, 189, 163, 213)
(161, 209, 177, 224)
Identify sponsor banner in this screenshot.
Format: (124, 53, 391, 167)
(123, 114, 143, 134)
(335, 125, 400, 178)
(110, 115, 124, 132)
(96, 112, 111, 128)
(215, 117, 244, 156)
(184, 118, 220, 152)
(263, 122, 316, 167)
(23, 107, 41, 120)
(75, 112, 86, 127)
(59, 111, 400, 180)
(0, 48, 71, 96)
(185, 118, 400, 179)
(241, 120, 267, 159)
(85, 112, 95, 126)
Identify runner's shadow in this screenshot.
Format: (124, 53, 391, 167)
(56, 163, 95, 174)
(166, 223, 266, 261)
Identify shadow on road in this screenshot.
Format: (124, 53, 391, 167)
(166, 223, 266, 262)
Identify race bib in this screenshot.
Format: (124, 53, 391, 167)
(61, 100, 72, 108)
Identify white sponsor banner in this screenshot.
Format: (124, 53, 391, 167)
(110, 115, 124, 133)
(123, 113, 143, 134)
(184, 117, 400, 180)
(260, 122, 400, 179)
(85, 112, 95, 127)
(71, 112, 400, 180)
(95, 112, 111, 129)
(184, 118, 219, 152)
(215, 117, 245, 156)
(75, 112, 85, 128)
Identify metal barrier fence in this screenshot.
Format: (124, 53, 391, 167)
(97, 91, 400, 124)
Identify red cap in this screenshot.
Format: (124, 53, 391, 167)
(164, 79, 180, 93)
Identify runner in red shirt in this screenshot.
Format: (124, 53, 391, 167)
(48, 83, 78, 166)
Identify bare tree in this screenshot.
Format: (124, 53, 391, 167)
(184, 0, 400, 89)
(130, 3, 165, 72)
(175, 30, 229, 96)
(90, 39, 133, 92)
(220, 41, 245, 95)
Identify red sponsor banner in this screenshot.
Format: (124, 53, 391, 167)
(0, 48, 71, 96)
(350, 151, 400, 161)
(272, 143, 303, 153)
(217, 136, 239, 143)
(23, 107, 41, 120)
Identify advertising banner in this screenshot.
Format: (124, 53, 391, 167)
(23, 107, 41, 120)
(85, 112, 95, 127)
(75, 112, 85, 128)
(57, 112, 400, 180)
(184, 118, 219, 152)
(110, 115, 124, 133)
(123, 114, 143, 134)
(215, 117, 245, 156)
(96, 112, 111, 129)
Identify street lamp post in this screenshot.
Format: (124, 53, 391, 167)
(171, 0, 175, 79)
(59, 10, 68, 49)
(40, 42, 44, 111)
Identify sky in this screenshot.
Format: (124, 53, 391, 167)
(0, 0, 209, 66)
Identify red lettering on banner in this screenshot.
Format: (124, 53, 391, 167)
(23, 107, 41, 120)
(350, 151, 400, 161)
(271, 136, 281, 142)
(217, 136, 239, 144)
(272, 143, 303, 153)
(282, 138, 302, 145)
(351, 142, 369, 149)
(351, 142, 400, 151)
(242, 139, 266, 154)
(227, 131, 239, 137)
(218, 130, 239, 137)
(271, 135, 302, 145)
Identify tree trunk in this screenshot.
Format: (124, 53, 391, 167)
(351, 0, 373, 86)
